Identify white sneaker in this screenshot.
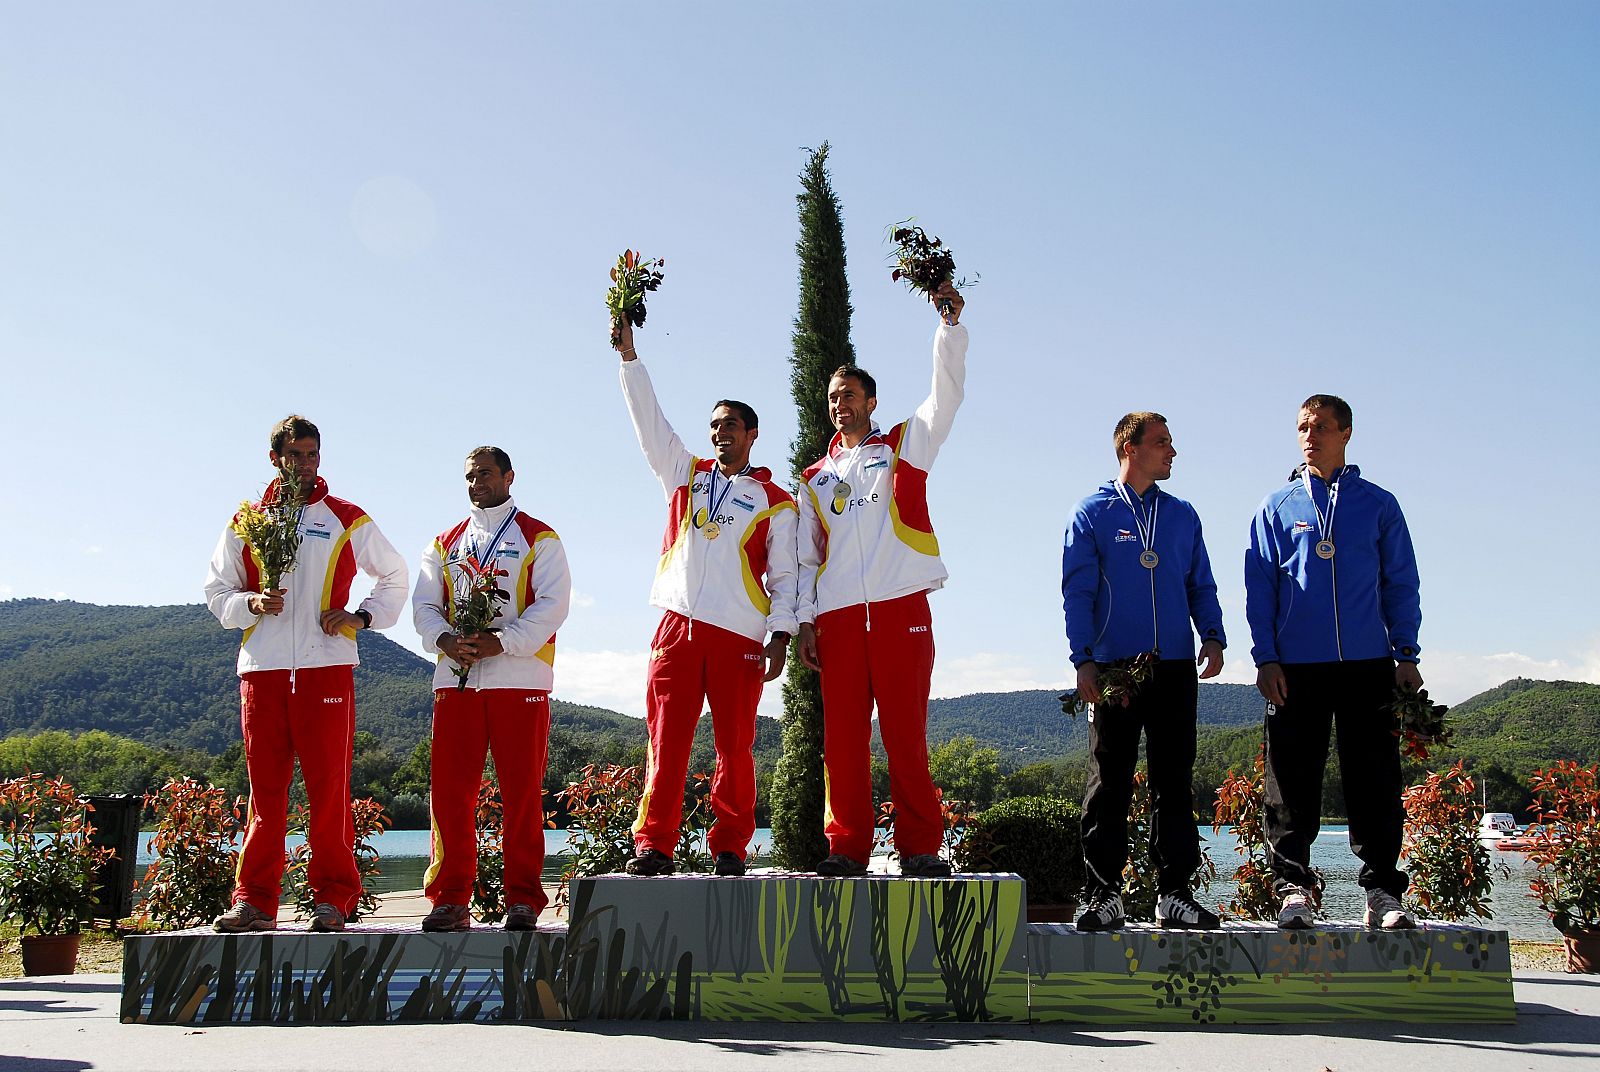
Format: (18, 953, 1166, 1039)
(1277, 886, 1314, 929)
(1365, 888, 1415, 929)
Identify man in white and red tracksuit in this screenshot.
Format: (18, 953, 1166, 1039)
(204, 415, 409, 934)
(613, 314, 799, 878)
(412, 446, 571, 931)
(796, 282, 968, 878)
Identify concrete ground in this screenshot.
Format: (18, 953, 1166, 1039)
(3, 970, 1597, 1072)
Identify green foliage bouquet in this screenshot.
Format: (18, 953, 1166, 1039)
(231, 462, 309, 591)
(1391, 686, 1452, 761)
(449, 553, 510, 690)
(0, 773, 113, 934)
(1059, 650, 1159, 718)
(605, 249, 665, 346)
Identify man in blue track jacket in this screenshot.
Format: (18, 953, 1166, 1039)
(1245, 394, 1422, 931)
(1063, 412, 1226, 931)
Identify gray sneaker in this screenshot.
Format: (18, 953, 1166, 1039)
(309, 903, 346, 932)
(1278, 886, 1315, 929)
(213, 901, 276, 933)
(1365, 888, 1415, 929)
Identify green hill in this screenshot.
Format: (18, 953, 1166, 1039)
(926, 682, 1264, 762)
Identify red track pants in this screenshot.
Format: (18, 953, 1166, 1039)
(817, 592, 942, 863)
(632, 612, 763, 859)
(235, 665, 360, 917)
(426, 688, 552, 913)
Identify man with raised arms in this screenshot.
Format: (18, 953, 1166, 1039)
(614, 315, 799, 877)
(205, 415, 408, 933)
(1062, 412, 1226, 930)
(1245, 394, 1422, 930)
(412, 446, 571, 931)
(795, 282, 966, 878)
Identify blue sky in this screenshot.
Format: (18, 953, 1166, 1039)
(3, 3, 1596, 715)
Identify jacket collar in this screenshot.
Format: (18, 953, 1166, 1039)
(263, 475, 328, 507)
(468, 496, 518, 529)
(827, 423, 885, 456)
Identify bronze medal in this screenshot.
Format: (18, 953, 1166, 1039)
(1315, 539, 1335, 560)
(1139, 549, 1160, 569)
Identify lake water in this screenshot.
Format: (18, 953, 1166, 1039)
(131, 825, 1559, 940)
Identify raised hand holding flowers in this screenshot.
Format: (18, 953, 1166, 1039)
(888, 221, 975, 323)
(605, 249, 665, 347)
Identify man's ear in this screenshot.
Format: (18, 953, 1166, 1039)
(865, 397, 878, 417)
(505, 469, 516, 489)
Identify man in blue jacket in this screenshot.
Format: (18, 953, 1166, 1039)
(1245, 394, 1422, 930)
(1063, 412, 1226, 930)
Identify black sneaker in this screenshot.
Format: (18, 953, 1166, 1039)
(814, 854, 868, 877)
(713, 852, 746, 877)
(625, 848, 676, 876)
(901, 854, 953, 878)
(1075, 890, 1126, 931)
(1156, 889, 1222, 930)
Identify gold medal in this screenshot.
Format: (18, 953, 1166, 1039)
(1315, 540, 1335, 560)
(704, 521, 721, 540)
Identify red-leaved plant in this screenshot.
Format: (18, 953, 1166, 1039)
(1212, 748, 1280, 921)
(1526, 761, 1600, 937)
(1401, 760, 1494, 920)
(138, 778, 244, 930)
(285, 796, 389, 922)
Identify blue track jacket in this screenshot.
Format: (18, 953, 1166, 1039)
(1244, 464, 1421, 667)
(1062, 481, 1226, 667)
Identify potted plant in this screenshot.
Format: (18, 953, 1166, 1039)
(1526, 761, 1600, 972)
(0, 773, 114, 975)
(953, 795, 1084, 921)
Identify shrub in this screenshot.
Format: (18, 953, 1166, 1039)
(285, 797, 388, 921)
(1121, 771, 1216, 921)
(1212, 748, 1278, 921)
(0, 773, 113, 934)
(386, 792, 429, 830)
(1527, 761, 1600, 936)
(1402, 760, 1494, 921)
(137, 778, 242, 930)
(954, 795, 1083, 906)
(473, 778, 506, 923)
(554, 763, 711, 908)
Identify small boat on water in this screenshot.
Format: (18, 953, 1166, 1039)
(1480, 811, 1538, 851)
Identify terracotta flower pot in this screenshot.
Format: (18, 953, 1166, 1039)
(1564, 929, 1600, 974)
(20, 932, 81, 976)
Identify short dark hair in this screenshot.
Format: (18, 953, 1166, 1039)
(829, 365, 877, 399)
(1113, 411, 1167, 460)
(465, 446, 513, 473)
(270, 415, 320, 453)
(711, 399, 759, 431)
(1300, 394, 1352, 430)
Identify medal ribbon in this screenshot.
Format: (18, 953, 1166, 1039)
(1113, 482, 1161, 559)
(696, 464, 747, 529)
(468, 507, 520, 568)
(1299, 467, 1341, 546)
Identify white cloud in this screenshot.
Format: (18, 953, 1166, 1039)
(0, 583, 12, 597)
(1420, 640, 1600, 705)
(84, 545, 104, 556)
(569, 590, 597, 609)
(931, 652, 1064, 698)
(552, 649, 649, 719)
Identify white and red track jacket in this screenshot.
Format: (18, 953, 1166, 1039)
(411, 498, 571, 692)
(204, 477, 409, 676)
(620, 358, 800, 643)
(798, 321, 968, 622)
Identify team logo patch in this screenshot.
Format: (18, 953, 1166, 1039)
(1114, 529, 1137, 543)
(732, 498, 756, 512)
(1293, 520, 1313, 532)
(816, 474, 832, 487)
(864, 459, 888, 470)
(302, 528, 331, 540)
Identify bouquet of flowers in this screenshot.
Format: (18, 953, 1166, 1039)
(1391, 686, 1451, 760)
(888, 221, 976, 316)
(230, 461, 308, 591)
(606, 249, 666, 346)
(1059, 650, 1159, 717)
(449, 553, 510, 690)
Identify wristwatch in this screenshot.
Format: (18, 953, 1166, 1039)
(355, 609, 372, 630)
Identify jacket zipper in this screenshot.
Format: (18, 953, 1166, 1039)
(1330, 554, 1343, 661)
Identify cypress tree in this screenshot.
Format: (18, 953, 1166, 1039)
(771, 143, 856, 869)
